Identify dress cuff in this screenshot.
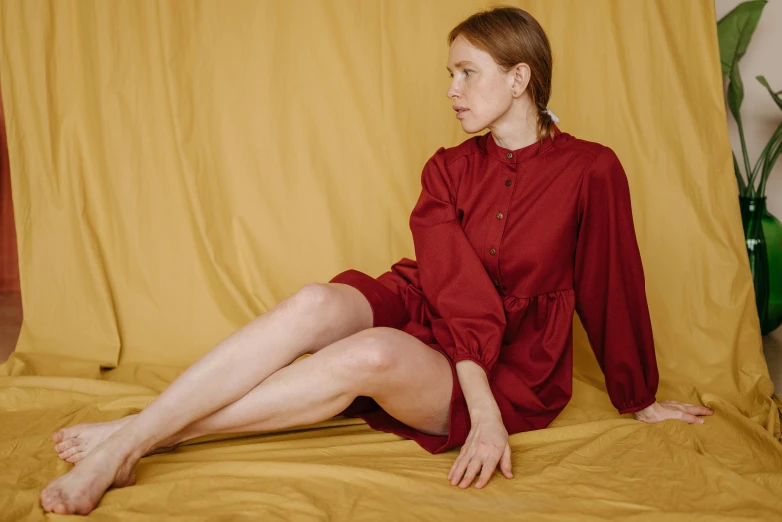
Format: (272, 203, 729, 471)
(451, 353, 491, 379)
(617, 395, 657, 415)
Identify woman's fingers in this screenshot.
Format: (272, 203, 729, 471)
(449, 447, 471, 485)
(635, 401, 714, 425)
(666, 406, 706, 424)
(663, 401, 714, 418)
(447, 458, 462, 484)
(664, 402, 709, 423)
(500, 444, 513, 479)
(447, 455, 458, 481)
(679, 410, 705, 424)
(448, 432, 475, 482)
(458, 457, 484, 488)
(449, 440, 513, 488)
(667, 401, 714, 414)
(474, 455, 499, 488)
(676, 404, 713, 420)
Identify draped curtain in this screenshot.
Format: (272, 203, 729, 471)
(0, 2, 780, 518)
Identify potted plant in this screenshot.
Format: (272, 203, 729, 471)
(718, 0, 782, 335)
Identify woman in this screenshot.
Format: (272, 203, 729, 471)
(40, 6, 713, 515)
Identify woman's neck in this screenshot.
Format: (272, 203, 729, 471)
(488, 101, 540, 150)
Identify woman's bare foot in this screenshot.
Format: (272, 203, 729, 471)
(53, 416, 135, 464)
(53, 416, 178, 463)
(40, 437, 139, 515)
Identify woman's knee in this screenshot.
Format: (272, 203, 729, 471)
(331, 329, 452, 436)
(334, 328, 402, 378)
(267, 282, 331, 330)
(294, 282, 331, 307)
(283, 283, 342, 326)
(276, 283, 372, 352)
(301, 282, 373, 331)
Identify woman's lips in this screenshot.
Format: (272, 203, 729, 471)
(456, 109, 469, 119)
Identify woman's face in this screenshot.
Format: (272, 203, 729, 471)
(446, 34, 527, 134)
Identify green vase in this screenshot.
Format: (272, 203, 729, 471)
(762, 206, 782, 335)
(739, 196, 782, 336)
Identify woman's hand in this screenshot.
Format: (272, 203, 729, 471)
(447, 412, 513, 489)
(632, 400, 713, 424)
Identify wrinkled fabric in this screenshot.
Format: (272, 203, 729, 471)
(1, 0, 781, 519)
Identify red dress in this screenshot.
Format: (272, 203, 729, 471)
(329, 123, 659, 454)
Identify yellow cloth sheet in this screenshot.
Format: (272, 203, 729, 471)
(1, 0, 781, 519)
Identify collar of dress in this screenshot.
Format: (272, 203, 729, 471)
(484, 123, 563, 165)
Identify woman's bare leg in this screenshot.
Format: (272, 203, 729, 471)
(51, 282, 371, 461)
(40, 327, 454, 515)
(159, 328, 452, 448)
(40, 282, 371, 513)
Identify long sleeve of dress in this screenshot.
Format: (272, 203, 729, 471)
(409, 148, 507, 378)
(573, 146, 660, 414)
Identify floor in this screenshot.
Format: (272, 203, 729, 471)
(1, 291, 781, 398)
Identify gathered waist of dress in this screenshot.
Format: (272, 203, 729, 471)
(501, 287, 575, 306)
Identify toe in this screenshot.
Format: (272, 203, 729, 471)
(41, 486, 54, 501)
(66, 451, 85, 464)
(56, 438, 79, 453)
(42, 488, 62, 512)
(56, 425, 82, 443)
(60, 446, 82, 460)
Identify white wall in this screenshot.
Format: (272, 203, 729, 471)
(714, 0, 782, 216)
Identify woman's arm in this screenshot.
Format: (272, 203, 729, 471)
(447, 359, 512, 489)
(574, 146, 713, 425)
(455, 360, 502, 419)
(573, 145, 659, 414)
(409, 149, 506, 378)
(408, 149, 512, 488)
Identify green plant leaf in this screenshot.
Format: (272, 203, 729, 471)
(718, 0, 766, 184)
(727, 65, 754, 180)
(727, 64, 745, 123)
(750, 122, 782, 193)
(758, 128, 782, 197)
(757, 75, 782, 111)
(717, 0, 767, 77)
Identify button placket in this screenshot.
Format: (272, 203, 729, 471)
(486, 165, 517, 292)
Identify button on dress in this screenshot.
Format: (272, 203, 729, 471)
(330, 123, 660, 455)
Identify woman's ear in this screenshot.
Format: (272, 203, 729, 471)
(511, 63, 531, 98)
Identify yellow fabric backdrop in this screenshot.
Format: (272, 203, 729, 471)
(1, 0, 781, 519)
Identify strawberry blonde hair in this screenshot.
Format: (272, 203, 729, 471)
(448, 6, 555, 142)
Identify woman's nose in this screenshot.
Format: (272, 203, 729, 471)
(446, 81, 460, 99)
